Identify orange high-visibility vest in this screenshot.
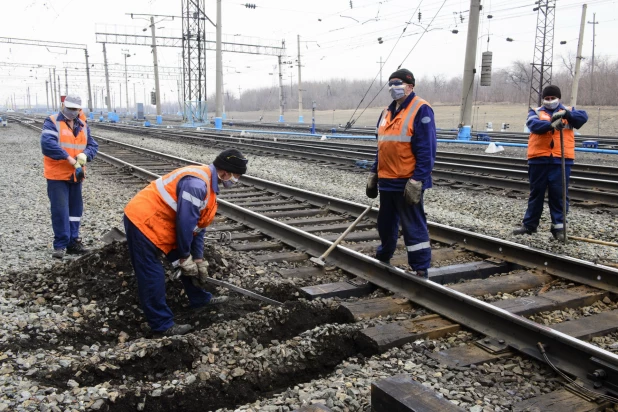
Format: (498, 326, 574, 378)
(377, 96, 430, 179)
(124, 166, 218, 254)
(528, 107, 575, 160)
(43, 115, 88, 180)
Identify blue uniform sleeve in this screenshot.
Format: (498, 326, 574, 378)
(411, 105, 437, 188)
(83, 125, 99, 161)
(191, 231, 205, 260)
(565, 108, 588, 130)
(175, 176, 208, 259)
(526, 109, 553, 134)
(40, 117, 69, 160)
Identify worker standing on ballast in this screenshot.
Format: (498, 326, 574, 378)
(513, 85, 588, 241)
(41, 95, 98, 259)
(123, 149, 248, 336)
(366, 69, 437, 278)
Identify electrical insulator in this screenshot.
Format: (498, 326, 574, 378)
(244, 3, 256, 8)
(480, 51, 492, 86)
(349, 1, 353, 9)
(150, 91, 156, 105)
(418, 11, 422, 22)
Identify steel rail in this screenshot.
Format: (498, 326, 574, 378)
(93, 123, 618, 203)
(89, 136, 618, 295)
(15, 117, 618, 391)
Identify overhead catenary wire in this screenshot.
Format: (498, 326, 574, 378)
(343, 0, 448, 129)
(340, 0, 426, 130)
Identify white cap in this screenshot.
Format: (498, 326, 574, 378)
(64, 94, 82, 109)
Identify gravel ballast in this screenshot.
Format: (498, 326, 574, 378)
(3, 123, 618, 412)
(91, 126, 618, 265)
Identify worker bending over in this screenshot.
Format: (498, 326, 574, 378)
(123, 149, 248, 336)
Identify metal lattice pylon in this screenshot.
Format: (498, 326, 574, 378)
(182, 0, 207, 123)
(528, 0, 556, 108)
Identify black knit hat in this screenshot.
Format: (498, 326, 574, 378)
(213, 149, 248, 175)
(542, 85, 561, 99)
(388, 68, 415, 85)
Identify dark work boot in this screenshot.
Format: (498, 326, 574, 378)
(551, 230, 566, 242)
(162, 323, 193, 336)
(67, 239, 90, 255)
(415, 269, 429, 279)
(51, 249, 66, 259)
(512, 225, 536, 236)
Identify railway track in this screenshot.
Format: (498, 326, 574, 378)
(11, 116, 618, 410)
(90, 121, 618, 208)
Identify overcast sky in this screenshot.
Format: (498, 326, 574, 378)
(1, 0, 616, 109)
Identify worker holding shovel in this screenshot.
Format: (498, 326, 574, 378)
(513, 85, 588, 242)
(365, 69, 437, 278)
(123, 149, 248, 336)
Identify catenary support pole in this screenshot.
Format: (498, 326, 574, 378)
(53, 68, 58, 110)
(215, 0, 223, 129)
(278, 53, 284, 122)
(65, 68, 68, 95)
(150, 16, 162, 116)
(45, 80, 49, 111)
(102, 43, 112, 112)
(458, 0, 481, 137)
(587, 13, 598, 104)
(570, 4, 587, 107)
(57, 74, 61, 107)
(297, 34, 303, 123)
(85, 48, 93, 112)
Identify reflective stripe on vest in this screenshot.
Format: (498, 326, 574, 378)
(377, 98, 426, 142)
(527, 107, 575, 160)
(154, 167, 211, 212)
(123, 165, 217, 254)
(43, 115, 88, 180)
(376, 96, 429, 179)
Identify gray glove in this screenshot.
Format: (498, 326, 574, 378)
(404, 179, 423, 205)
(551, 118, 565, 130)
(366, 173, 378, 199)
(179, 256, 198, 277)
(551, 110, 567, 122)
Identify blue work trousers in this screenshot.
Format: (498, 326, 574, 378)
(522, 163, 572, 231)
(47, 180, 83, 249)
(375, 191, 431, 270)
(123, 214, 212, 332)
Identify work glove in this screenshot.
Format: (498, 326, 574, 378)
(551, 110, 567, 122)
(551, 118, 565, 130)
(194, 260, 210, 288)
(404, 179, 423, 205)
(72, 161, 85, 181)
(179, 255, 199, 277)
(76, 153, 88, 166)
(366, 172, 378, 199)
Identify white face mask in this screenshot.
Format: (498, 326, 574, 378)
(389, 85, 406, 100)
(220, 174, 239, 188)
(543, 98, 560, 110)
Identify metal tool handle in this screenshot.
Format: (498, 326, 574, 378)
(559, 127, 568, 244)
(318, 203, 374, 260)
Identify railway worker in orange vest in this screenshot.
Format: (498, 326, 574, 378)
(513, 85, 588, 241)
(41, 94, 99, 259)
(366, 69, 437, 278)
(123, 149, 248, 336)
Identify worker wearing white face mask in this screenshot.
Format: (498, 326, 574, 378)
(123, 148, 248, 336)
(366, 68, 437, 278)
(513, 85, 588, 240)
(40, 94, 99, 259)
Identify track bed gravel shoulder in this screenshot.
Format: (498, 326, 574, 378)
(91, 126, 618, 266)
